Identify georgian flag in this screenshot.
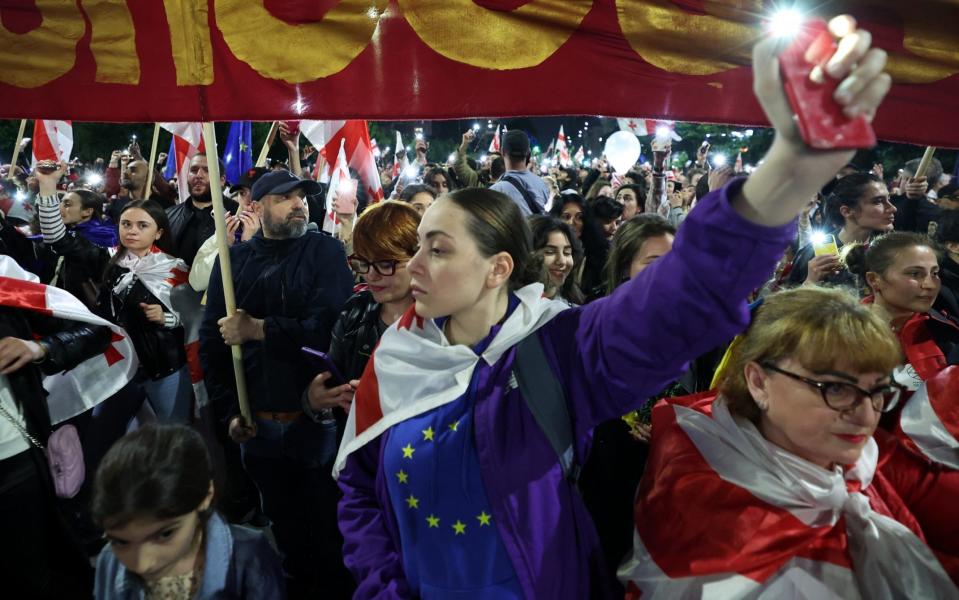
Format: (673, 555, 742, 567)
(390, 130, 408, 179)
(619, 394, 956, 599)
(489, 125, 501, 153)
(0, 255, 137, 424)
(899, 366, 959, 470)
(617, 118, 683, 142)
(159, 122, 204, 203)
(322, 139, 350, 235)
(299, 119, 384, 204)
(32, 120, 73, 166)
(555, 126, 570, 166)
(333, 283, 567, 478)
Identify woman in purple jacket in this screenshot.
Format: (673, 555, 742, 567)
(335, 16, 892, 599)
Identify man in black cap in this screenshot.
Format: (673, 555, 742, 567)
(199, 169, 354, 597)
(490, 129, 551, 216)
(166, 154, 239, 265)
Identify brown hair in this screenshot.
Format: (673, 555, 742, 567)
(352, 200, 421, 261)
(843, 231, 939, 292)
(445, 188, 543, 291)
(718, 287, 901, 422)
(604, 214, 676, 295)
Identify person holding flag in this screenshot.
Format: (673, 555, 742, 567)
(334, 15, 895, 598)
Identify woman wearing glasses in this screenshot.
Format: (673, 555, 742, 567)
(620, 287, 958, 597)
(306, 201, 421, 417)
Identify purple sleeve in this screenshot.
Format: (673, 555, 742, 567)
(541, 179, 797, 447)
(337, 437, 413, 599)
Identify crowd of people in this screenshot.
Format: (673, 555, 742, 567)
(1, 15, 958, 599)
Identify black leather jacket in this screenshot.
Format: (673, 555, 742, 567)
(0, 307, 111, 444)
(329, 291, 386, 382)
(97, 264, 187, 380)
(38, 230, 110, 310)
(166, 196, 238, 265)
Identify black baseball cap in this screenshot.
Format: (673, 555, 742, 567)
(503, 130, 531, 158)
(232, 166, 268, 191)
(251, 170, 322, 201)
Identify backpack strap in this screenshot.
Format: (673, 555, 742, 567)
(512, 332, 579, 484)
(500, 173, 544, 215)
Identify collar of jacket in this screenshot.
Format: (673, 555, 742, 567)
(249, 230, 307, 256)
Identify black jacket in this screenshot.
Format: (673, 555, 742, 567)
(892, 193, 941, 234)
(97, 264, 187, 380)
(0, 307, 111, 445)
(200, 231, 354, 422)
(166, 196, 238, 265)
(936, 254, 959, 318)
(38, 229, 110, 310)
(329, 291, 386, 382)
(787, 239, 859, 289)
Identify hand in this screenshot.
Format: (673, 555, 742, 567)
(334, 180, 359, 216)
(669, 192, 684, 209)
(708, 166, 733, 191)
(904, 177, 928, 200)
(805, 253, 842, 284)
(871, 162, 883, 179)
(157, 152, 168, 167)
(415, 138, 428, 155)
(307, 372, 356, 412)
(109, 150, 121, 168)
(228, 415, 257, 444)
(139, 303, 166, 325)
(651, 139, 670, 170)
(128, 142, 143, 161)
(224, 215, 242, 246)
(629, 422, 652, 443)
(696, 142, 710, 166)
(218, 309, 264, 345)
(460, 129, 475, 151)
(751, 15, 890, 167)
(278, 121, 299, 150)
(0, 337, 45, 375)
(36, 161, 66, 196)
(237, 211, 260, 242)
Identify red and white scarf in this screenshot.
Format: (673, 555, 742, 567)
(112, 249, 208, 411)
(0, 256, 138, 423)
(332, 283, 568, 477)
(620, 396, 957, 599)
(900, 366, 959, 470)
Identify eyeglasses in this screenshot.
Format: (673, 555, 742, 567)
(348, 255, 404, 276)
(761, 362, 902, 414)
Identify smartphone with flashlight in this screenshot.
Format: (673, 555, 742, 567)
(779, 18, 876, 150)
(812, 233, 839, 257)
(282, 120, 301, 137)
(414, 127, 424, 140)
(301, 347, 345, 387)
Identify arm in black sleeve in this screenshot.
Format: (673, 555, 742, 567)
(22, 310, 112, 375)
(199, 258, 239, 423)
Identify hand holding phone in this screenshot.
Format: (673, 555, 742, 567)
(301, 347, 346, 386)
(334, 179, 359, 216)
(778, 18, 876, 149)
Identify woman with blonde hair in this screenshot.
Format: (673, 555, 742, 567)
(621, 286, 958, 597)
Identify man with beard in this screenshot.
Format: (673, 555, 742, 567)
(105, 149, 177, 222)
(166, 155, 239, 265)
(199, 170, 354, 597)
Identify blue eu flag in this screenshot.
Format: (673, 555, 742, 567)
(223, 121, 253, 184)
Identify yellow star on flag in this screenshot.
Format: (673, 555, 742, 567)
(238, 141, 249, 153)
(426, 514, 440, 528)
(406, 494, 419, 509)
(452, 520, 467, 535)
(477, 511, 492, 526)
(422, 427, 434, 441)
(396, 470, 409, 484)
(402, 443, 415, 459)
(449, 420, 460, 432)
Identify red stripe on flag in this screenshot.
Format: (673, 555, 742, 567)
(32, 120, 57, 162)
(354, 355, 383, 436)
(0, 277, 53, 316)
(185, 340, 204, 385)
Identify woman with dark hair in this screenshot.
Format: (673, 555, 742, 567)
(97, 199, 193, 422)
(335, 19, 893, 597)
(529, 215, 584, 306)
(34, 164, 113, 310)
(425, 166, 454, 195)
(92, 424, 283, 598)
(936, 210, 959, 313)
(604, 215, 676, 296)
(788, 172, 896, 286)
(549, 191, 585, 240)
(400, 183, 439, 216)
(615, 184, 644, 221)
(580, 195, 624, 300)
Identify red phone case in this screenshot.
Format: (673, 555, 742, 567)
(779, 18, 876, 150)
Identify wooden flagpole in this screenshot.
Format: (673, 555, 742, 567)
(7, 119, 27, 181)
(144, 123, 161, 197)
(255, 121, 278, 168)
(201, 122, 252, 423)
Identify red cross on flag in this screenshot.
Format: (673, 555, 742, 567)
(160, 122, 205, 203)
(32, 120, 73, 166)
(0, 255, 137, 424)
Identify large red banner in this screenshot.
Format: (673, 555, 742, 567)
(1, 1, 957, 147)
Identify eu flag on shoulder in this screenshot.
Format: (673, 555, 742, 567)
(223, 121, 253, 185)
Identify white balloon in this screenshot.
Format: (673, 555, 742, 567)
(604, 131, 641, 175)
